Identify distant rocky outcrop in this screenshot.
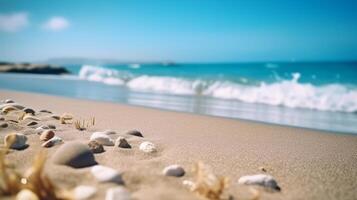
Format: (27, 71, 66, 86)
(0, 62, 70, 75)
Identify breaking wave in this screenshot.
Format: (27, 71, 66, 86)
(79, 65, 357, 113)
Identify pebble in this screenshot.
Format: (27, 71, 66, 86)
(16, 189, 39, 200)
(73, 185, 97, 200)
(39, 109, 52, 114)
(0, 117, 4, 121)
(0, 122, 8, 128)
(238, 174, 281, 191)
(52, 141, 96, 168)
(4, 99, 15, 104)
(115, 136, 131, 148)
(23, 108, 35, 115)
(126, 129, 143, 137)
(48, 124, 56, 129)
(88, 140, 105, 153)
(41, 136, 63, 148)
(163, 165, 185, 177)
(91, 165, 123, 184)
(103, 130, 117, 135)
(23, 115, 40, 121)
(51, 115, 61, 120)
(105, 187, 130, 200)
(4, 133, 28, 150)
(90, 132, 114, 146)
(40, 130, 55, 141)
(26, 121, 38, 126)
(0, 103, 24, 110)
(139, 141, 157, 153)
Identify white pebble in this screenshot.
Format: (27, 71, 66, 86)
(105, 187, 130, 200)
(73, 185, 97, 200)
(139, 141, 157, 153)
(16, 189, 39, 200)
(91, 165, 123, 184)
(238, 174, 280, 190)
(163, 165, 185, 177)
(90, 132, 114, 146)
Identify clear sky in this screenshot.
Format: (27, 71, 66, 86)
(0, 0, 357, 62)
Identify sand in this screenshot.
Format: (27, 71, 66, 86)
(0, 89, 356, 200)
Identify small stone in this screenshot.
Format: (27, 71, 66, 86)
(48, 124, 56, 129)
(90, 132, 114, 146)
(4, 133, 28, 150)
(8, 119, 18, 123)
(103, 130, 117, 135)
(39, 109, 52, 114)
(163, 165, 185, 177)
(51, 115, 61, 120)
(139, 141, 157, 153)
(4, 99, 14, 103)
(42, 136, 63, 148)
(0, 122, 8, 128)
(52, 141, 96, 168)
(105, 187, 130, 200)
(23, 115, 40, 121)
(126, 129, 143, 137)
(0, 117, 4, 121)
(73, 185, 97, 200)
(40, 130, 55, 141)
(23, 108, 35, 115)
(27, 121, 38, 126)
(115, 137, 131, 149)
(16, 189, 39, 200)
(238, 174, 281, 191)
(259, 167, 267, 172)
(91, 165, 123, 184)
(88, 140, 105, 153)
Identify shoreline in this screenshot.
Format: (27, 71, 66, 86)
(0, 88, 355, 136)
(1, 90, 357, 199)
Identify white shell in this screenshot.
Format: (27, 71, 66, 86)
(41, 136, 63, 147)
(238, 174, 280, 190)
(16, 189, 39, 200)
(139, 141, 156, 153)
(91, 165, 122, 184)
(105, 187, 130, 200)
(163, 164, 185, 177)
(5, 133, 27, 150)
(73, 185, 97, 200)
(90, 132, 114, 146)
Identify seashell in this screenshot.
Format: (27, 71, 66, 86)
(125, 129, 143, 137)
(88, 140, 105, 153)
(52, 141, 96, 168)
(90, 132, 114, 146)
(163, 164, 185, 177)
(41, 136, 63, 148)
(16, 189, 39, 200)
(0, 122, 8, 128)
(105, 187, 130, 200)
(238, 174, 281, 191)
(2, 105, 19, 113)
(26, 121, 38, 126)
(115, 136, 131, 148)
(91, 165, 123, 184)
(139, 141, 157, 153)
(73, 185, 97, 200)
(40, 130, 55, 141)
(4, 133, 28, 150)
(23, 115, 40, 121)
(23, 108, 35, 115)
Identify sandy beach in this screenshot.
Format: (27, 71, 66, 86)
(0, 89, 356, 200)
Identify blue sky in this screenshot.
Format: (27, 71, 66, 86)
(0, 0, 356, 62)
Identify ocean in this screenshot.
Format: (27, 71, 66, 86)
(1, 62, 357, 134)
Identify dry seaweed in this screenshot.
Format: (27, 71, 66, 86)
(74, 117, 95, 131)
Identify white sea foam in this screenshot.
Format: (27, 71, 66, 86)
(78, 65, 357, 113)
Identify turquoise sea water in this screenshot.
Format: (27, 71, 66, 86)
(1, 62, 357, 134)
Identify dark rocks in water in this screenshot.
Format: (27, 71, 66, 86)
(26, 121, 38, 126)
(0, 63, 70, 75)
(52, 141, 97, 168)
(88, 140, 105, 153)
(126, 130, 143, 137)
(0, 122, 8, 128)
(23, 108, 35, 115)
